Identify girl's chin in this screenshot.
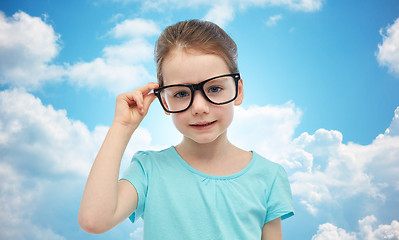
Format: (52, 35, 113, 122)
(190, 138, 218, 145)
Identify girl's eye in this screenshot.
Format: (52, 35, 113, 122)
(174, 91, 190, 98)
(208, 86, 222, 93)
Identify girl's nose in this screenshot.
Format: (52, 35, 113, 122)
(190, 91, 210, 115)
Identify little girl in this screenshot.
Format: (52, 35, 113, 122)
(78, 19, 294, 239)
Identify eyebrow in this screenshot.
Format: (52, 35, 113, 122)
(161, 73, 239, 88)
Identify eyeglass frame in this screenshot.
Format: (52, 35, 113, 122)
(153, 73, 241, 113)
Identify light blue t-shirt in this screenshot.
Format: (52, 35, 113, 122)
(121, 147, 294, 239)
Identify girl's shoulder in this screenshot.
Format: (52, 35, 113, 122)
(251, 152, 281, 168)
(129, 146, 179, 171)
(251, 152, 288, 178)
(132, 146, 175, 160)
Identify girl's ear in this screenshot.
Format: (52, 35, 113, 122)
(234, 79, 244, 106)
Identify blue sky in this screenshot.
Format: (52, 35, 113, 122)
(0, 0, 399, 239)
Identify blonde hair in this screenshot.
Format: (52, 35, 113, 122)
(155, 19, 238, 86)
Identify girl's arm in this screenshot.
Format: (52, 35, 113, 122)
(261, 217, 283, 240)
(78, 82, 159, 234)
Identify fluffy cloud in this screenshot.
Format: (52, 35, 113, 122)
(0, 88, 160, 177)
(0, 89, 97, 177)
(312, 223, 357, 240)
(121, 0, 323, 12)
(0, 11, 65, 89)
(377, 17, 399, 77)
(382, 106, 399, 137)
(110, 18, 160, 39)
(67, 57, 153, 93)
(67, 18, 160, 93)
(0, 11, 158, 93)
(203, 1, 235, 28)
(230, 103, 399, 218)
(265, 14, 283, 27)
(0, 162, 66, 240)
(0, 4, 322, 92)
(129, 220, 144, 240)
(0, 89, 157, 239)
(205, 0, 323, 25)
(229, 102, 302, 163)
(312, 215, 399, 240)
(289, 128, 399, 215)
(112, 0, 323, 26)
(1, 88, 398, 239)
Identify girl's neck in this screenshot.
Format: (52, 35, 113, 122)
(175, 132, 233, 162)
(174, 132, 252, 176)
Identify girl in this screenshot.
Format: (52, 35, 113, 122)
(78, 19, 294, 239)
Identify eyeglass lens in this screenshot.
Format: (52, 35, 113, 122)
(159, 75, 237, 112)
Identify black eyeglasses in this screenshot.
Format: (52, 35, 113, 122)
(154, 73, 240, 113)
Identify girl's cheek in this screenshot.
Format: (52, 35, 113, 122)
(171, 113, 187, 129)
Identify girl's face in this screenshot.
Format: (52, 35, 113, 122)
(161, 48, 244, 145)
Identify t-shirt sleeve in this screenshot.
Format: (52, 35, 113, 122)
(120, 151, 149, 223)
(264, 165, 294, 223)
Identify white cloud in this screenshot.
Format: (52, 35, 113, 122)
(352, 135, 399, 198)
(0, 162, 66, 240)
(312, 215, 399, 240)
(110, 18, 160, 39)
(109, 0, 140, 4)
(103, 39, 154, 65)
(0, 5, 323, 93)
(377, 17, 399, 77)
(0, 88, 97, 176)
(265, 14, 283, 27)
(113, 0, 323, 27)
(230, 103, 399, 217)
(0, 88, 161, 239)
(138, 0, 324, 12)
(67, 18, 159, 93)
(203, 1, 235, 28)
(229, 102, 302, 163)
(238, 0, 324, 12)
(382, 106, 399, 137)
(289, 127, 399, 215)
(0, 11, 65, 89)
(312, 222, 357, 240)
(67, 58, 153, 93)
(362, 217, 399, 240)
(1, 87, 398, 239)
(287, 0, 323, 12)
(129, 220, 144, 240)
(0, 88, 160, 177)
(0, 11, 158, 93)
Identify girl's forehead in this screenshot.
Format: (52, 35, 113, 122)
(164, 47, 229, 66)
(164, 48, 206, 61)
(162, 51, 230, 85)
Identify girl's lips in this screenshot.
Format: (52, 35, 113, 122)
(189, 120, 217, 129)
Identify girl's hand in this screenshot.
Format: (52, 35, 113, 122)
(112, 82, 159, 131)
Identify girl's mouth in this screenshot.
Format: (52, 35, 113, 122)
(190, 120, 217, 129)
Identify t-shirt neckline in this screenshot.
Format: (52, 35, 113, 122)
(169, 146, 256, 180)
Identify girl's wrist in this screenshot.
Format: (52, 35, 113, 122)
(110, 121, 137, 137)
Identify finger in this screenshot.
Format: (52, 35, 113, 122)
(133, 92, 145, 113)
(135, 82, 159, 96)
(124, 91, 144, 112)
(142, 93, 157, 113)
(121, 82, 159, 114)
(133, 83, 158, 114)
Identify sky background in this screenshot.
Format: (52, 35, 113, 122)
(1, 0, 399, 239)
